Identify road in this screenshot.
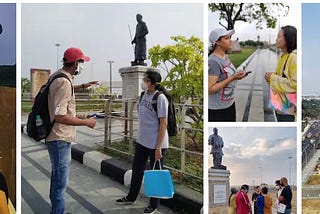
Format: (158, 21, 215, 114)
(21, 132, 175, 214)
(235, 48, 279, 122)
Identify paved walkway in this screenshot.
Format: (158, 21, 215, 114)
(21, 134, 175, 214)
(235, 49, 279, 122)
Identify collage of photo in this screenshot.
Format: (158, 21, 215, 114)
(0, 1, 319, 214)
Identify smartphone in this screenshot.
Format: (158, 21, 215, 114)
(245, 71, 252, 76)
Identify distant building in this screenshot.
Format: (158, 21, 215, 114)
(100, 81, 123, 96)
(231, 40, 241, 53)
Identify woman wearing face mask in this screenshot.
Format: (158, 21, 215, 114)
(265, 25, 297, 122)
(116, 70, 169, 214)
(275, 180, 283, 207)
(236, 184, 251, 214)
(208, 28, 248, 122)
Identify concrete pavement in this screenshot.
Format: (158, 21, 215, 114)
(235, 49, 279, 122)
(21, 135, 176, 214)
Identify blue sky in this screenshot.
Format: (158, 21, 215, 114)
(302, 3, 320, 95)
(21, 3, 203, 85)
(208, 127, 296, 186)
(0, 4, 16, 65)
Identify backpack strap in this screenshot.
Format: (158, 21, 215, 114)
(151, 91, 161, 115)
(47, 73, 73, 126)
(139, 90, 161, 115)
(139, 91, 145, 104)
(48, 72, 73, 95)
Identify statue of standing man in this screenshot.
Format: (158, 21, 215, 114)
(209, 128, 226, 170)
(131, 14, 148, 66)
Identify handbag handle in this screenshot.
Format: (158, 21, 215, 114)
(152, 160, 162, 170)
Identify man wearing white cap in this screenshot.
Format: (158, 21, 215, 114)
(208, 28, 247, 121)
(46, 47, 98, 214)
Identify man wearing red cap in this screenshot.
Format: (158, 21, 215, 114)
(46, 47, 97, 214)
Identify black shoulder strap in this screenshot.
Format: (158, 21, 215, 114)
(139, 91, 145, 103)
(48, 72, 73, 95)
(152, 91, 161, 114)
(139, 91, 161, 114)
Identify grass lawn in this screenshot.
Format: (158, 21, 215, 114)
(22, 100, 109, 114)
(228, 48, 256, 68)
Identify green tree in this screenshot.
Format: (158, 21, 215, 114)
(91, 85, 109, 99)
(149, 36, 203, 102)
(148, 36, 203, 148)
(209, 3, 289, 30)
(21, 77, 31, 93)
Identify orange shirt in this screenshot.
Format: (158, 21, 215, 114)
(263, 194, 273, 214)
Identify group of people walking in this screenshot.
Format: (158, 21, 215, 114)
(228, 177, 292, 214)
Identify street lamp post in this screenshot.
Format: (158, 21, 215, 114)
(55, 43, 61, 69)
(91, 61, 96, 81)
(107, 61, 114, 94)
(288, 156, 292, 185)
(258, 167, 262, 185)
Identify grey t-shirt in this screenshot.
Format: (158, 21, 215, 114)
(137, 91, 169, 149)
(208, 54, 236, 110)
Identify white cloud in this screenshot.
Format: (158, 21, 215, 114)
(224, 137, 295, 159)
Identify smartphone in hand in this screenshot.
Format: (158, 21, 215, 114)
(245, 71, 252, 76)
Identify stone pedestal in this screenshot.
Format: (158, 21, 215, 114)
(209, 168, 230, 214)
(119, 66, 159, 100)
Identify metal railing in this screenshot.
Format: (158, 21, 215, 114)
(21, 94, 203, 189)
(102, 98, 203, 184)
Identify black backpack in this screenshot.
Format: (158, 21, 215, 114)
(140, 91, 177, 137)
(27, 73, 72, 141)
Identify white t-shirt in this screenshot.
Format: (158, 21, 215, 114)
(137, 90, 169, 149)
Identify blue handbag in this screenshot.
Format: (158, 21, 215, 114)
(144, 160, 175, 199)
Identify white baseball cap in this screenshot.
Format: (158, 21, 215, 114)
(209, 28, 235, 45)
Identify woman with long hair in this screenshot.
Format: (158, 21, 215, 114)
(208, 28, 248, 121)
(116, 70, 169, 214)
(265, 25, 297, 122)
(228, 187, 238, 214)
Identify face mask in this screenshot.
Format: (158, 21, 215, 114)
(141, 81, 148, 90)
(75, 63, 84, 75)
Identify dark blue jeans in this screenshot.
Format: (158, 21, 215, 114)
(46, 140, 72, 214)
(127, 143, 166, 209)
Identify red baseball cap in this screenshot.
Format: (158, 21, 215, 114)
(63, 47, 90, 63)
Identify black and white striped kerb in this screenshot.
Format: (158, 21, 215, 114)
(71, 143, 203, 214)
